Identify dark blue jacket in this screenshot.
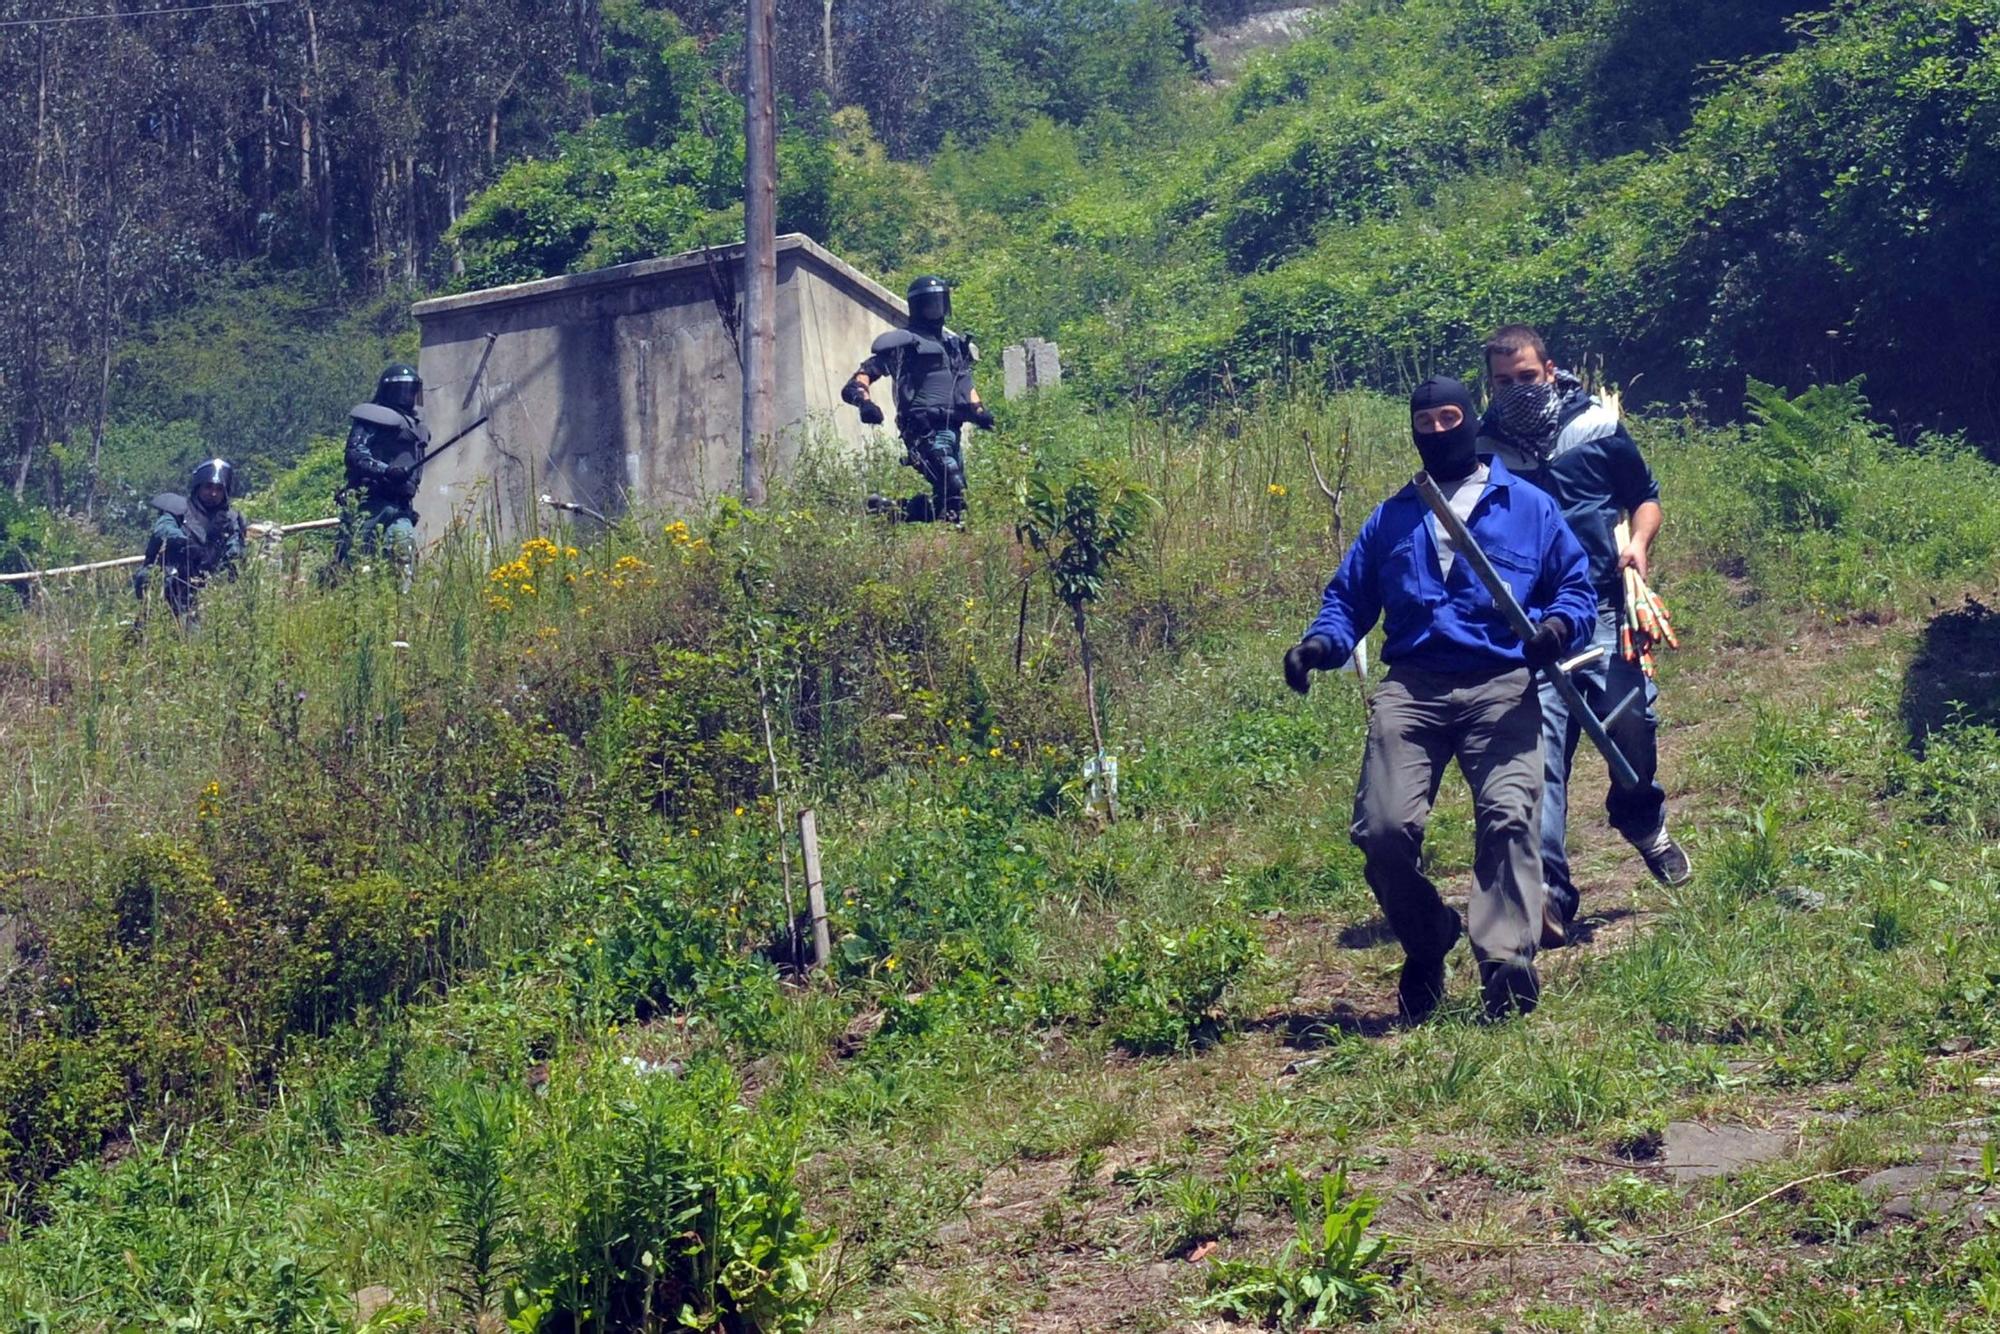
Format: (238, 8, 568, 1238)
(1304, 457, 1596, 674)
(1478, 379, 1660, 606)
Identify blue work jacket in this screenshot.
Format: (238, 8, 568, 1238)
(1304, 458, 1596, 674)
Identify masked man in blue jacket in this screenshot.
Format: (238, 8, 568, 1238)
(1284, 377, 1596, 1021)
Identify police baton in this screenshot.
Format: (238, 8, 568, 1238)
(413, 414, 490, 470)
(1411, 471, 1643, 791)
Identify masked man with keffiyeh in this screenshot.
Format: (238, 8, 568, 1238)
(1476, 324, 1691, 951)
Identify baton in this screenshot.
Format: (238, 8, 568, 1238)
(414, 414, 489, 469)
(1412, 471, 1642, 791)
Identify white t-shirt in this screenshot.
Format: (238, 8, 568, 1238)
(1430, 463, 1491, 580)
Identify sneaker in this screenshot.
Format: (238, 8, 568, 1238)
(1539, 898, 1570, 950)
(1636, 824, 1693, 887)
(1480, 959, 1541, 1021)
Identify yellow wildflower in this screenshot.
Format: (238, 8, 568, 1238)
(1268, 483, 1289, 497)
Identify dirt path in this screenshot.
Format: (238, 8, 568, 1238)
(823, 623, 1914, 1331)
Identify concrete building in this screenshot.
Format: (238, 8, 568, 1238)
(409, 233, 905, 545)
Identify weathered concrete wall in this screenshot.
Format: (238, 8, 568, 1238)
(410, 234, 905, 546)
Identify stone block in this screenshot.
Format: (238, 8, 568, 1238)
(1003, 343, 1030, 399)
(1029, 338, 1062, 390)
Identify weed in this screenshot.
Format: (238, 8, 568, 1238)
(1149, 1170, 1244, 1256)
(1196, 1169, 1395, 1328)
(428, 1078, 518, 1315)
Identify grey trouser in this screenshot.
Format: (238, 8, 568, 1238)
(1349, 664, 1544, 968)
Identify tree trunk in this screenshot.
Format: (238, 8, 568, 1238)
(305, 3, 334, 275)
(88, 214, 117, 520)
(740, 0, 777, 506)
(821, 0, 836, 91)
(1073, 603, 1116, 821)
(404, 150, 418, 285)
(488, 63, 525, 170)
(14, 32, 51, 502)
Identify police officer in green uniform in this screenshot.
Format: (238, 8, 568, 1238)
(334, 363, 429, 579)
(842, 276, 993, 524)
(134, 457, 246, 623)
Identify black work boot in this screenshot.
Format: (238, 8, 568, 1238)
(1396, 913, 1462, 1023)
(1480, 959, 1541, 1021)
(1397, 954, 1448, 1023)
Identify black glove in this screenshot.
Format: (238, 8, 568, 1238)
(1524, 616, 1569, 669)
(966, 405, 996, 431)
(132, 567, 149, 600)
(1283, 635, 1337, 695)
(841, 378, 869, 406)
(857, 399, 884, 426)
(385, 464, 412, 484)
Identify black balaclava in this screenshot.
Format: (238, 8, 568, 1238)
(1410, 376, 1481, 482)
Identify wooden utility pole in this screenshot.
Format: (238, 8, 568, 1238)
(741, 0, 777, 505)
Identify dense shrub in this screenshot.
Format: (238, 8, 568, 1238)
(1090, 917, 1260, 1053)
(509, 1060, 826, 1332)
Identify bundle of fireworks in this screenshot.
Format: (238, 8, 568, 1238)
(1615, 517, 1679, 678)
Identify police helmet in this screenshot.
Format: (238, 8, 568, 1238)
(906, 275, 951, 326)
(189, 458, 233, 511)
(374, 363, 423, 414)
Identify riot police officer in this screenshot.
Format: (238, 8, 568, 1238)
(334, 363, 430, 578)
(134, 457, 246, 623)
(842, 276, 993, 524)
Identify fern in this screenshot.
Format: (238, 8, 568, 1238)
(1743, 377, 1882, 531)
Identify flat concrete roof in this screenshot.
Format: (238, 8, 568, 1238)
(410, 233, 907, 324)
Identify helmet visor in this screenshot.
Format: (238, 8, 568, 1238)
(378, 368, 423, 413)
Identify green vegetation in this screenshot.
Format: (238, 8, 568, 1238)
(928, 0, 2000, 434)
(6, 0, 2000, 1327)
(2, 378, 2000, 1327)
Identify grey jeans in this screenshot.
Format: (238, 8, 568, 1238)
(1349, 664, 1544, 968)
